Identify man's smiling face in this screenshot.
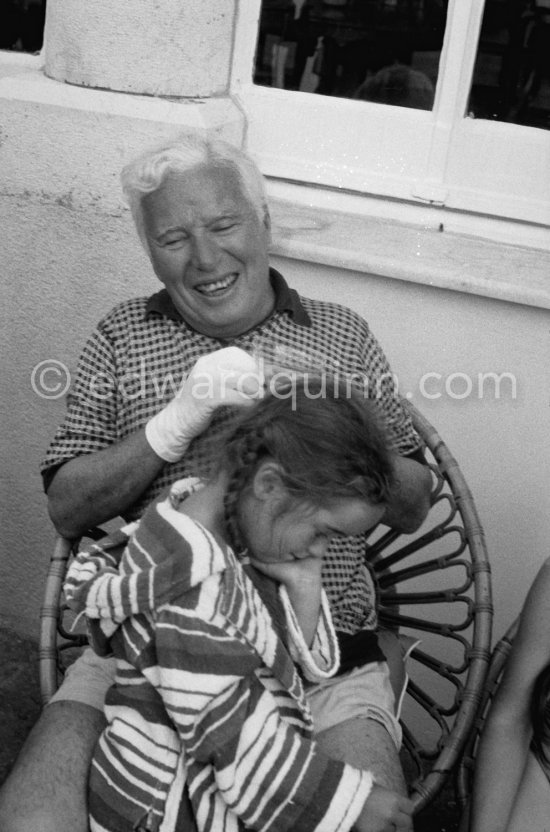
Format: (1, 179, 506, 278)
(142, 164, 275, 340)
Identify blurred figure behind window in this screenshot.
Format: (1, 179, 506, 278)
(354, 63, 435, 110)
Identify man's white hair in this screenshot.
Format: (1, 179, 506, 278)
(120, 133, 270, 252)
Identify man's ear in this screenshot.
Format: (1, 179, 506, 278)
(251, 460, 286, 503)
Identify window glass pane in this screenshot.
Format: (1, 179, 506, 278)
(253, 0, 448, 110)
(1, 0, 46, 54)
(468, 0, 550, 130)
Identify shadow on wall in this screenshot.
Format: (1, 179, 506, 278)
(0, 0, 46, 54)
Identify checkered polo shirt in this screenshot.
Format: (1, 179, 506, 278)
(41, 270, 422, 634)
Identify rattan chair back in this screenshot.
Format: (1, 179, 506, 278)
(39, 401, 493, 813)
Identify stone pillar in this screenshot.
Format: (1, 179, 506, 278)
(43, 0, 236, 97)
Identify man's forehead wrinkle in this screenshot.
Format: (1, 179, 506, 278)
(151, 195, 243, 230)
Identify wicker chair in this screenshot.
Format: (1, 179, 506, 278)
(39, 401, 493, 813)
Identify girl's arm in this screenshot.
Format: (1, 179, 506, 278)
(67, 536, 412, 831)
(471, 557, 550, 832)
(146, 600, 375, 832)
(250, 555, 323, 647)
(249, 556, 342, 683)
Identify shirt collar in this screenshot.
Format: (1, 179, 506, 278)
(144, 268, 311, 328)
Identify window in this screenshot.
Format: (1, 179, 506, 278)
(469, 0, 550, 131)
(0, 0, 46, 54)
(232, 0, 550, 229)
(254, 0, 445, 109)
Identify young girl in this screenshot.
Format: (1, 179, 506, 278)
(471, 557, 550, 832)
(65, 376, 414, 832)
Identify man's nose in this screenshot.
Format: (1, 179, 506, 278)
(191, 232, 219, 270)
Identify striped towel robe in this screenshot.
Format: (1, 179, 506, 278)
(64, 478, 374, 832)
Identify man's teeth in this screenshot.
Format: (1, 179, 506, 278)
(197, 275, 237, 295)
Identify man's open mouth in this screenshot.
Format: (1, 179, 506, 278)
(195, 274, 238, 296)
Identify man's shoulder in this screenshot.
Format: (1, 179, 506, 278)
(93, 295, 174, 344)
(298, 294, 370, 331)
(97, 296, 151, 328)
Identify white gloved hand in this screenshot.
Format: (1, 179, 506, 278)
(145, 346, 264, 463)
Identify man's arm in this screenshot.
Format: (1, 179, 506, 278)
(47, 429, 164, 539)
(353, 324, 431, 534)
(47, 346, 264, 539)
(380, 452, 432, 534)
(0, 701, 105, 832)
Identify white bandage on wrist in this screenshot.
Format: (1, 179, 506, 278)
(145, 399, 198, 463)
(145, 346, 264, 464)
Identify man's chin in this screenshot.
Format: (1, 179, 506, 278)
(183, 313, 248, 341)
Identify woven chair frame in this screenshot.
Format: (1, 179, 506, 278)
(368, 402, 493, 811)
(39, 528, 105, 705)
(38, 401, 493, 814)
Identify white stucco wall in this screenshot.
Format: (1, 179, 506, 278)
(1, 45, 549, 656)
(44, 0, 235, 96)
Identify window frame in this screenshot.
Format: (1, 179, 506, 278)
(231, 0, 550, 229)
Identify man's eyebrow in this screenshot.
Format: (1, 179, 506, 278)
(156, 226, 183, 236)
(153, 209, 245, 240)
(210, 209, 242, 221)
(154, 227, 192, 245)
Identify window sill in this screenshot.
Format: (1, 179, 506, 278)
(0, 54, 245, 133)
(268, 185, 550, 311)
(1, 53, 547, 311)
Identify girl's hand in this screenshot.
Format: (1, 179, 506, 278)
(249, 556, 323, 646)
(355, 784, 414, 832)
(248, 555, 322, 590)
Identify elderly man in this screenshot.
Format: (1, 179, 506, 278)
(0, 133, 431, 832)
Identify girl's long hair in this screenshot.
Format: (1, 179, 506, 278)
(217, 375, 395, 554)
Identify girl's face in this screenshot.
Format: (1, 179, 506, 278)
(241, 492, 385, 564)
